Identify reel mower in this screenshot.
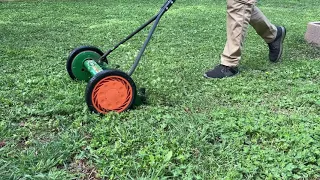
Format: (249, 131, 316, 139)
(66, 0, 176, 114)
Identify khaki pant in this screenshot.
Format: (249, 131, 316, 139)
(221, 0, 277, 67)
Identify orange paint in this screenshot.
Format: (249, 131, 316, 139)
(91, 76, 133, 113)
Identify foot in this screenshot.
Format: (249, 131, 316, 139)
(268, 26, 286, 62)
(204, 64, 239, 79)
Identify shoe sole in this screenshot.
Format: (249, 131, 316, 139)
(274, 26, 287, 62)
(203, 71, 239, 79)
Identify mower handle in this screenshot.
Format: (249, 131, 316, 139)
(128, 0, 176, 75)
(162, 0, 176, 11)
(99, 0, 176, 76)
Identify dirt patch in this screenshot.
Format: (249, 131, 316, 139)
(17, 136, 29, 148)
(69, 159, 101, 180)
(0, 141, 6, 148)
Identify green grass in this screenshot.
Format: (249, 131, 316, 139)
(0, 0, 320, 179)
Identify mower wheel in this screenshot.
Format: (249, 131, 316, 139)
(85, 70, 136, 114)
(67, 46, 105, 81)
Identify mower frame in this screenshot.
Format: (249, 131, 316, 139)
(98, 0, 176, 76)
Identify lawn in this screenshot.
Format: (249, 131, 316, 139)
(0, 0, 319, 179)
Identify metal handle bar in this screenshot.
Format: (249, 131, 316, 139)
(98, 0, 176, 76)
(128, 0, 175, 76)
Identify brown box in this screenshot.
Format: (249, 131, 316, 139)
(305, 22, 320, 47)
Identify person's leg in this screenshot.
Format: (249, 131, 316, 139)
(204, 0, 286, 79)
(250, 6, 277, 43)
(204, 0, 255, 79)
(250, 6, 286, 62)
(220, 0, 255, 67)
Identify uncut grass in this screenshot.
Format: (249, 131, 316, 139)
(0, 0, 319, 179)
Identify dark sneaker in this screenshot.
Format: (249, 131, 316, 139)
(268, 26, 286, 62)
(204, 64, 239, 79)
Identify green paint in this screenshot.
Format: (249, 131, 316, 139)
(71, 51, 108, 81)
(133, 88, 146, 106)
(84, 60, 103, 76)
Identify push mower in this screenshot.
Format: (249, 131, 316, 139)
(66, 0, 176, 114)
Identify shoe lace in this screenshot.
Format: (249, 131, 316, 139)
(219, 64, 228, 72)
(220, 64, 235, 73)
(268, 43, 276, 51)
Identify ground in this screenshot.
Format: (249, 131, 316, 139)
(0, 0, 319, 179)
